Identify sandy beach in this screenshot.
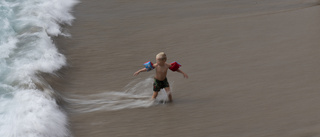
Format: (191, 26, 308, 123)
(56, 0, 320, 136)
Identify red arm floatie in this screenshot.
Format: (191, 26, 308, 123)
(169, 62, 181, 71)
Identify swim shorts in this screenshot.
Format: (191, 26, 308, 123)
(153, 78, 170, 92)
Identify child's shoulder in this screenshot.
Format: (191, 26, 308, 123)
(153, 63, 158, 67)
(165, 63, 171, 67)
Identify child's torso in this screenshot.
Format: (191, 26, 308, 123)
(154, 64, 169, 81)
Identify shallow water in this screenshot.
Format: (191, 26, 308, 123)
(4, 0, 320, 137)
(56, 1, 320, 136)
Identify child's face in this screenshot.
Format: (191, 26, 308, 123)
(156, 57, 165, 64)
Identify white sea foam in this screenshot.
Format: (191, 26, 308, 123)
(0, 0, 78, 137)
(65, 78, 173, 113)
(0, 90, 70, 137)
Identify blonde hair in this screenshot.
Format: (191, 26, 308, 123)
(156, 52, 167, 61)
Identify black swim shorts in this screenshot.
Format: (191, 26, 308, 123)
(153, 78, 170, 92)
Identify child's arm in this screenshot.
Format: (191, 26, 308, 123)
(133, 68, 148, 76)
(176, 69, 188, 78)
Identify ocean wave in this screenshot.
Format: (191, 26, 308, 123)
(0, 0, 78, 137)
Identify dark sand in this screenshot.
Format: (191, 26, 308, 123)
(56, 0, 320, 137)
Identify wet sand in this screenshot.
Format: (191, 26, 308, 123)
(56, 0, 320, 137)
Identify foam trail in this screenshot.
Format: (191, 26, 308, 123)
(0, 0, 78, 137)
(65, 78, 173, 113)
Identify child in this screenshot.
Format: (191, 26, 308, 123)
(133, 52, 188, 102)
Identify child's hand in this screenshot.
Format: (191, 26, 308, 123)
(133, 68, 147, 76)
(183, 73, 189, 79)
(133, 71, 140, 76)
(177, 69, 188, 79)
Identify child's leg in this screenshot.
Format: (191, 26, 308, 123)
(152, 91, 158, 100)
(164, 87, 172, 102)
